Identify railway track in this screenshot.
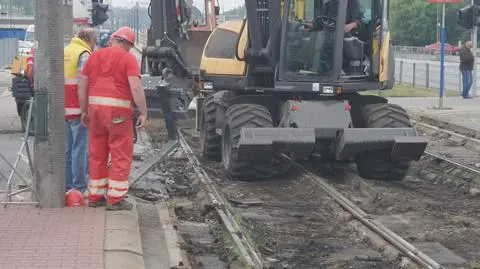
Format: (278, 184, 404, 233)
(139, 112, 479, 268)
(177, 130, 264, 269)
(423, 150, 480, 175)
(412, 120, 480, 175)
(175, 126, 462, 269)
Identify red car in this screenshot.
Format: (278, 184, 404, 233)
(424, 42, 460, 55)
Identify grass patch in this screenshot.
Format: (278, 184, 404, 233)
(362, 84, 461, 97)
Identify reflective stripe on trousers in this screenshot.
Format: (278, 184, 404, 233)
(88, 96, 132, 109)
(106, 178, 129, 200)
(88, 178, 108, 196)
(88, 178, 129, 199)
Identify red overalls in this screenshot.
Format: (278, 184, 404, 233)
(83, 47, 136, 205)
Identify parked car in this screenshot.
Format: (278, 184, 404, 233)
(424, 42, 460, 55)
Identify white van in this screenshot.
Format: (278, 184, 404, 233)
(18, 24, 34, 55)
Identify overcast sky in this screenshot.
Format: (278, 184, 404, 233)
(110, 0, 241, 12)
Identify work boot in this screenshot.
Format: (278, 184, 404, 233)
(106, 200, 133, 211)
(89, 197, 107, 208)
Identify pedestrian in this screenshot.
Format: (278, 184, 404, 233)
(78, 26, 148, 211)
(459, 41, 474, 99)
(64, 27, 98, 198)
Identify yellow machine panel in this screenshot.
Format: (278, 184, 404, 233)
(200, 20, 248, 76)
(379, 30, 391, 82)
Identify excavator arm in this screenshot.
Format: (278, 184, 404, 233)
(140, 0, 220, 139)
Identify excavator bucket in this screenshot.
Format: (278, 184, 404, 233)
(178, 30, 212, 70)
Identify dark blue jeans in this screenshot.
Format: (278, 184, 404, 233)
(462, 70, 473, 98)
(65, 119, 89, 192)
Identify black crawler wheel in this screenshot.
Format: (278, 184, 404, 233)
(200, 95, 221, 161)
(221, 104, 274, 180)
(354, 103, 413, 181)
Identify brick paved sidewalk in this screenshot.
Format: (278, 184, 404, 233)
(0, 205, 105, 269)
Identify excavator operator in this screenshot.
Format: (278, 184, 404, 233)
(308, 0, 364, 75)
(314, 0, 363, 33)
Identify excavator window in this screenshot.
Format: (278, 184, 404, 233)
(204, 29, 238, 59)
(283, 0, 339, 80)
(187, 0, 207, 26)
(281, 0, 383, 80)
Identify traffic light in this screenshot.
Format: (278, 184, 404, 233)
(457, 5, 474, 29)
(457, 2, 480, 29)
(92, 0, 109, 26)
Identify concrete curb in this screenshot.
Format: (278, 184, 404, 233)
(156, 201, 186, 268)
(104, 197, 146, 269)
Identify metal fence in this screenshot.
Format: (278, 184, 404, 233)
(0, 38, 19, 68)
(394, 58, 480, 94)
(393, 45, 480, 63)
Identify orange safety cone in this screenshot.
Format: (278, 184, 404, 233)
(65, 189, 85, 207)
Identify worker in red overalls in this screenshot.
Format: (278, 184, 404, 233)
(78, 26, 148, 211)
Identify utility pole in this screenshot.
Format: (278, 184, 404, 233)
(437, 5, 440, 44)
(34, 0, 66, 208)
(472, 0, 478, 97)
(63, 0, 73, 42)
(135, 2, 139, 42)
(439, 3, 446, 109)
(8, 0, 12, 38)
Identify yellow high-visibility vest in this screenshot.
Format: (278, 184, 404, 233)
(64, 37, 92, 118)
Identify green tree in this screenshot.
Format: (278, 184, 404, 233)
(390, 0, 470, 46)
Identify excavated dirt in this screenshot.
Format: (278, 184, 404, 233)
(304, 124, 480, 268)
(177, 124, 396, 269)
(140, 119, 249, 269)
(144, 115, 480, 269)
(316, 164, 480, 268)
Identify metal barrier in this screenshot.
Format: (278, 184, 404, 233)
(0, 38, 18, 68)
(394, 58, 479, 94)
(393, 45, 480, 63)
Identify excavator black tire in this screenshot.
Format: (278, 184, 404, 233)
(354, 103, 412, 181)
(200, 95, 221, 161)
(222, 104, 274, 181)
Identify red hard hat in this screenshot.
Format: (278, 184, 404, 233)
(111, 26, 135, 45)
(65, 189, 85, 207)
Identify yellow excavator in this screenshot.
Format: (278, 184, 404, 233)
(142, 0, 427, 182)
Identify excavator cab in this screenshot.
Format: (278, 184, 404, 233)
(198, 0, 394, 92)
(234, 0, 393, 91)
(280, 0, 388, 82)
